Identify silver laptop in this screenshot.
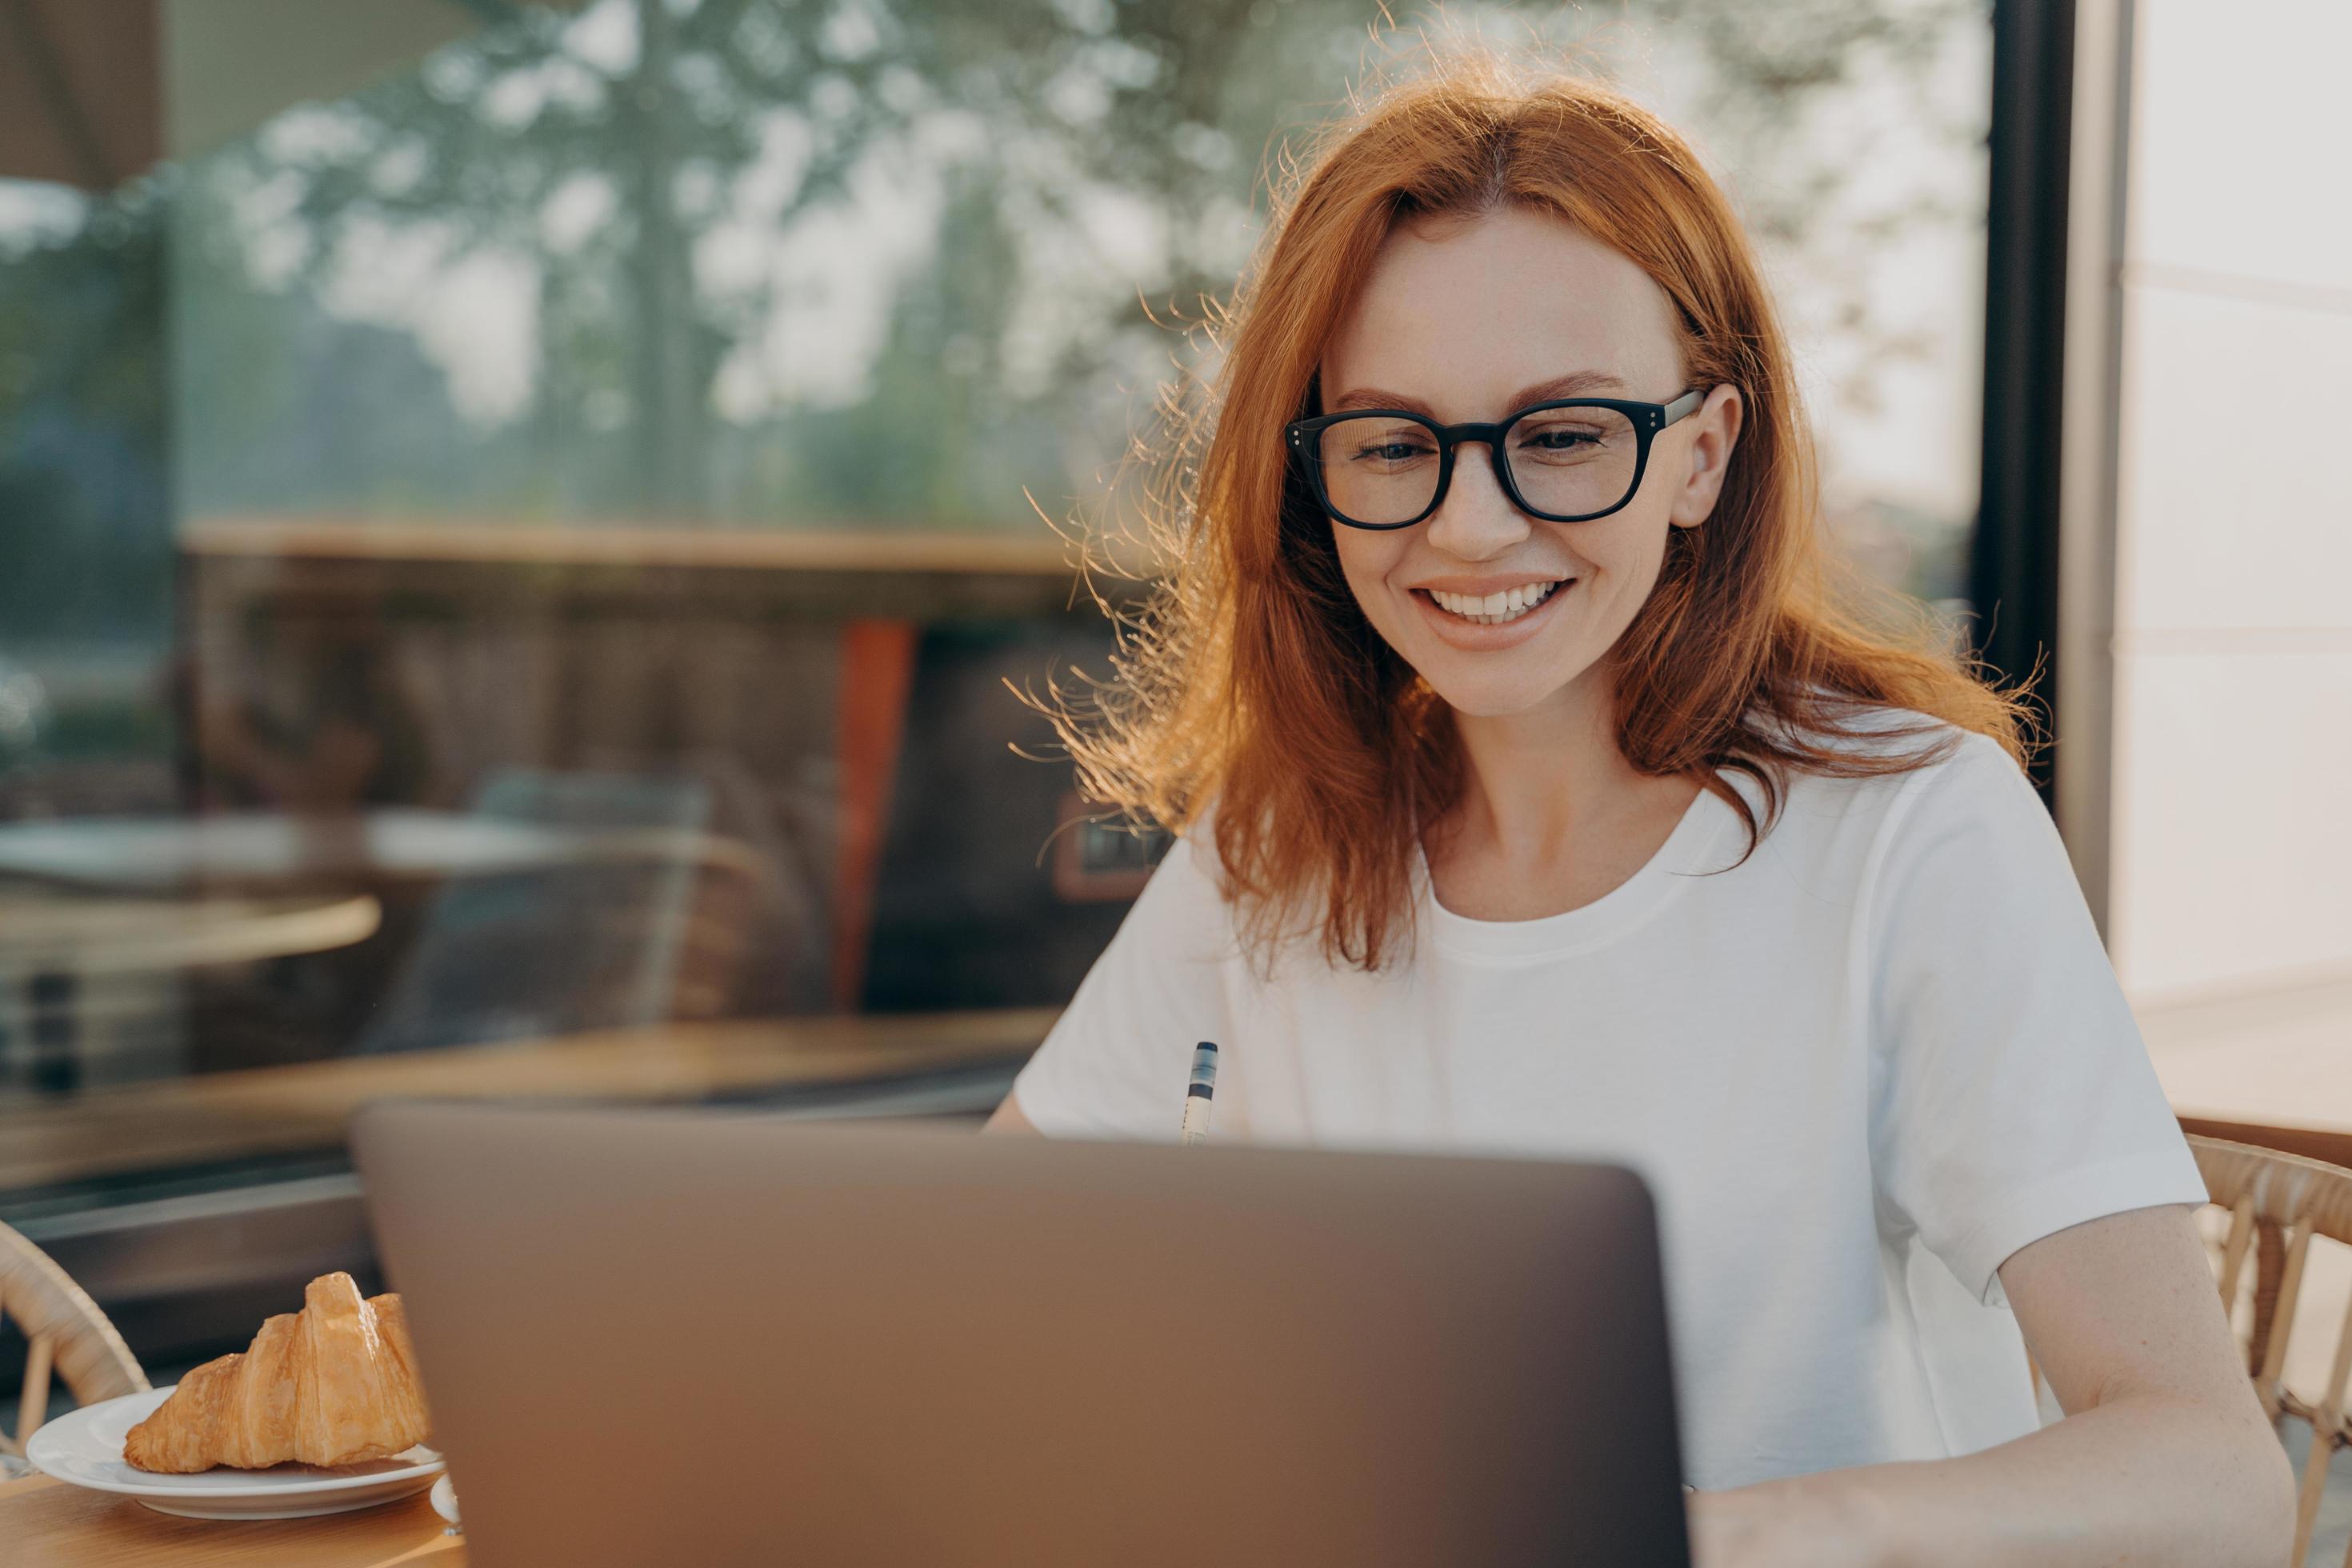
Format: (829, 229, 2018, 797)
(354, 1101, 1691, 1566)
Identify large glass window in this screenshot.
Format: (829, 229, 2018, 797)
(0, 0, 1989, 1366)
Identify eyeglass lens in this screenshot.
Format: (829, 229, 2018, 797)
(1313, 405, 1641, 525)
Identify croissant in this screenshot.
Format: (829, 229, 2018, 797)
(123, 1272, 432, 1472)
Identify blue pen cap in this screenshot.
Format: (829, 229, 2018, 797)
(1188, 1041, 1218, 1096)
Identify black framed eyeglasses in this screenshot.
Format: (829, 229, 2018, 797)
(1285, 389, 1706, 530)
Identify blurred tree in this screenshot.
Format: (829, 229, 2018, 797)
(162, 0, 1984, 540)
(210, 0, 1259, 518)
(0, 180, 171, 644)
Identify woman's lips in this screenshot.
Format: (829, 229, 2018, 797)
(1409, 579, 1574, 648)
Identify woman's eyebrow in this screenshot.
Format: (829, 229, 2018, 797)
(1328, 386, 1435, 415)
(1326, 370, 1630, 418)
(1504, 370, 1629, 406)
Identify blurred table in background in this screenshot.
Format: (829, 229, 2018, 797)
(0, 1007, 1052, 1194)
(0, 889, 382, 1095)
(0, 809, 780, 1080)
(0, 810, 765, 895)
(2147, 974, 2352, 1169)
(0, 890, 381, 975)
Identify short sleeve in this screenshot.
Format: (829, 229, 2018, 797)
(1010, 827, 1238, 1142)
(1867, 734, 2206, 1304)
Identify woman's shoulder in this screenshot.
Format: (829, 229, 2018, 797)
(1753, 706, 2032, 854)
(1726, 713, 2063, 962)
(1116, 810, 1246, 939)
(1757, 699, 2018, 786)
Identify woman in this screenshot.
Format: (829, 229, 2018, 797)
(987, 54, 2291, 1566)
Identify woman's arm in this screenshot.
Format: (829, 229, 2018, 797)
(1690, 1203, 2294, 1567)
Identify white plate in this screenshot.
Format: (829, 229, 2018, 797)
(26, 1386, 445, 1519)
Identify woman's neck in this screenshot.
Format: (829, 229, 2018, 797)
(1445, 673, 1642, 851)
(1428, 673, 1704, 920)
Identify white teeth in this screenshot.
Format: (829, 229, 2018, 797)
(1426, 581, 1563, 626)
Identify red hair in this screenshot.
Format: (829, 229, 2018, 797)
(1053, 50, 2030, 970)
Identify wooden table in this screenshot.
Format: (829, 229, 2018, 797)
(0, 1474, 466, 1566)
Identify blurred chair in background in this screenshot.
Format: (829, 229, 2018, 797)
(353, 768, 753, 1054)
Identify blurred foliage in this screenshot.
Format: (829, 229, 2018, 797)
(174, 0, 1984, 534)
(1, 0, 1989, 648)
(0, 180, 172, 643)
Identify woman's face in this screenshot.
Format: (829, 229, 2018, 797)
(1318, 206, 1742, 720)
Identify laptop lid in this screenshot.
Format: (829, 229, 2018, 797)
(354, 1101, 1690, 1566)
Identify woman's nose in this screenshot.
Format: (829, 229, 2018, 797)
(1422, 446, 1531, 562)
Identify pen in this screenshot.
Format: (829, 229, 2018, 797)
(1180, 1042, 1218, 1145)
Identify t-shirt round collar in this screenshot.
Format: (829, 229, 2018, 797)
(1418, 776, 1745, 963)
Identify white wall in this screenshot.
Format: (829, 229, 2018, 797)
(2105, 0, 2352, 1006)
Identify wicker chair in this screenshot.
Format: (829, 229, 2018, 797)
(2190, 1134, 2352, 1565)
(0, 1219, 147, 1469)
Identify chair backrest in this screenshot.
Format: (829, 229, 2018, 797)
(2188, 1134, 2352, 1566)
(354, 768, 719, 1054)
(0, 1219, 148, 1459)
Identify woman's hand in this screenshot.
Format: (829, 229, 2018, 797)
(1686, 1476, 1886, 1568)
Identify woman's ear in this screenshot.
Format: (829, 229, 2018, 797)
(1667, 383, 1744, 530)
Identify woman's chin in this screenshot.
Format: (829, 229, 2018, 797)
(1415, 662, 1597, 720)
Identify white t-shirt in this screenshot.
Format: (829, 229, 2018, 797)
(1011, 723, 2206, 1489)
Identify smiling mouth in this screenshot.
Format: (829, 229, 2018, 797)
(1420, 580, 1567, 627)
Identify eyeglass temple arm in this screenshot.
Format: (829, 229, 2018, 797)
(1659, 389, 1706, 428)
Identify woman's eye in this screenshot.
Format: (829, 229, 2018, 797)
(1351, 441, 1434, 464)
(1522, 427, 1602, 452)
